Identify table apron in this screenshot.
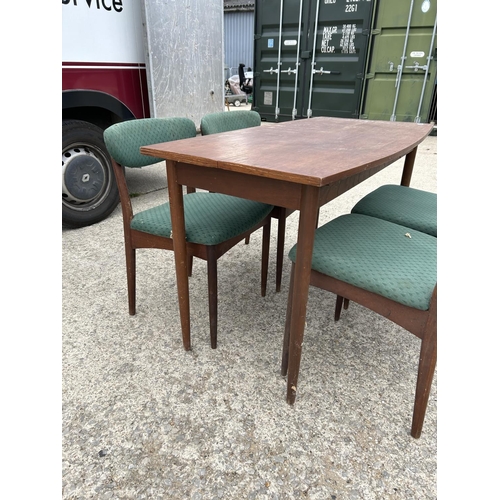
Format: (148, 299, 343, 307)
(176, 161, 395, 210)
(176, 163, 303, 209)
(318, 162, 391, 206)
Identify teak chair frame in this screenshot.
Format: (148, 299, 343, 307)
(281, 263, 437, 439)
(111, 158, 271, 350)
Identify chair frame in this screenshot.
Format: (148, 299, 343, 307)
(112, 159, 271, 350)
(281, 263, 437, 439)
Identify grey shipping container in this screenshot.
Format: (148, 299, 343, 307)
(252, 0, 437, 123)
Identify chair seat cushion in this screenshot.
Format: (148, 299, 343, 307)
(351, 184, 437, 237)
(131, 192, 273, 245)
(288, 214, 437, 310)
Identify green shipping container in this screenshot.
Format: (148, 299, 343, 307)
(360, 0, 437, 122)
(252, 0, 437, 123)
(253, 0, 375, 121)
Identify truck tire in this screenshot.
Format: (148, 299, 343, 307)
(62, 119, 120, 228)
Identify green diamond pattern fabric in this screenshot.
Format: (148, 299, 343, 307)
(131, 192, 273, 245)
(288, 214, 437, 310)
(351, 184, 437, 237)
(200, 111, 261, 135)
(103, 118, 197, 168)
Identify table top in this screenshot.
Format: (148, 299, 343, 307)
(140, 117, 434, 188)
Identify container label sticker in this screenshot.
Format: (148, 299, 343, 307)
(284, 40, 297, 46)
(410, 51, 425, 58)
(264, 92, 273, 106)
(268, 39, 274, 48)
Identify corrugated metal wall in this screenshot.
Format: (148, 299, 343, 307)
(224, 11, 255, 79)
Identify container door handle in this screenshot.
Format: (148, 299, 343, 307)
(312, 66, 340, 76)
(405, 62, 428, 72)
(394, 64, 403, 88)
(312, 66, 330, 75)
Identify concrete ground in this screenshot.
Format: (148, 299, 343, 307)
(62, 115, 437, 499)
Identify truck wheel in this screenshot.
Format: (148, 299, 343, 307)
(62, 119, 120, 228)
(233, 99, 241, 107)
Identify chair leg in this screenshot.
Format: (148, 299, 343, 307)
(281, 263, 295, 376)
(411, 312, 437, 438)
(276, 207, 287, 293)
(411, 336, 437, 438)
(245, 236, 250, 245)
(125, 245, 136, 315)
(187, 255, 193, 277)
(334, 296, 350, 320)
(334, 295, 343, 321)
(261, 221, 271, 297)
(207, 247, 218, 349)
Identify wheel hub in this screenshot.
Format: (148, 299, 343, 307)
(62, 147, 106, 203)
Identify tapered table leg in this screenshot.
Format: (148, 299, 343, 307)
(166, 160, 191, 351)
(286, 185, 320, 404)
(401, 146, 418, 187)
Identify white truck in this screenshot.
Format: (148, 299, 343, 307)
(62, 0, 225, 228)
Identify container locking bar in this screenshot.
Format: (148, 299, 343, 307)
(274, 0, 285, 120)
(307, 0, 322, 118)
(291, 0, 304, 119)
(391, 0, 415, 121)
(414, 14, 437, 123)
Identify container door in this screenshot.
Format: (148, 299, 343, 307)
(253, 0, 374, 121)
(361, 0, 437, 122)
(253, 0, 307, 121)
(303, 0, 375, 119)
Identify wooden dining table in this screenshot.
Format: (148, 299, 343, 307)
(140, 116, 434, 404)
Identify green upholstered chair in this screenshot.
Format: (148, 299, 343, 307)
(103, 117, 274, 349)
(352, 184, 437, 237)
(281, 214, 437, 438)
(200, 109, 262, 135)
(200, 110, 294, 292)
(335, 184, 437, 320)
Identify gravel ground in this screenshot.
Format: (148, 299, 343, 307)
(62, 132, 437, 499)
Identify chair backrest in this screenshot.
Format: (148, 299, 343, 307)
(200, 110, 261, 136)
(103, 117, 197, 168)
